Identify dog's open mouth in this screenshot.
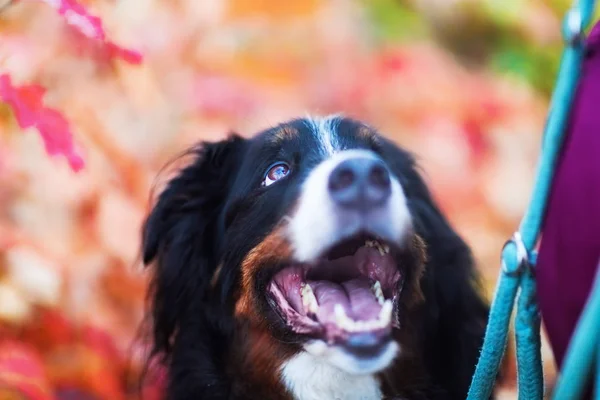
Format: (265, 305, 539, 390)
(267, 234, 403, 349)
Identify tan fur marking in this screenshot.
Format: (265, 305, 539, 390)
(235, 224, 293, 319)
(232, 223, 295, 399)
(357, 125, 376, 140)
(272, 126, 299, 143)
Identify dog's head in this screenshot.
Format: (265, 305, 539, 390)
(143, 115, 487, 398)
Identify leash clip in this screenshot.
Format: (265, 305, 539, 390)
(564, 7, 585, 45)
(501, 231, 530, 277)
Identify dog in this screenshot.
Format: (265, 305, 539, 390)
(141, 115, 490, 400)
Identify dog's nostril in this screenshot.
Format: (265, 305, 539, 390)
(369, 165, 390, 189)
(329, 167, 356, 192)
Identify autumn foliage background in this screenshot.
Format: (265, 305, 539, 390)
(0, 0, 594, 398)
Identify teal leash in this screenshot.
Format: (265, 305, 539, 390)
(466, 1, 597, 399)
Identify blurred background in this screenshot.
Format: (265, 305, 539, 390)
(1, 0, 595, 398)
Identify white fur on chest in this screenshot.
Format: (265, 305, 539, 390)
(281, 352, 382, 400)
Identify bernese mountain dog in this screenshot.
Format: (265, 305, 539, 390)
(141, 115, 490, 400)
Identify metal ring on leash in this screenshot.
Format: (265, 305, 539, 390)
(565, 8, 585, 45)
(501, 231, 529, 277)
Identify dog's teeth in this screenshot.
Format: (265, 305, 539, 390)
(334, 305, 367, 332)
(334, 304, 344, 318)
(372, 280, 382, 293)
(301, 283, 319, 314)
(334, 304, 353, 329)
(375, 241, 386, 255)
(379, 299, 393, 326)
(366, 320, 378, 330)
(365, 240, 390, 255)
(335, 300, 394, 332)
(371, 281, 385, 305)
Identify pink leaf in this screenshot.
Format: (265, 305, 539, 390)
(0, 74, 85, 172)
(190, 75, 260, 117)
(39, 0, 143, 64)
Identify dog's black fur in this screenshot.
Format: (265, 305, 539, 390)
(141, 117, 490, 399)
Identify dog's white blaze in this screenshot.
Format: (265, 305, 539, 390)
(283, 123, 409, 397)
(287, 149, 412, 263)
(306, 115, 342, 156)
(281, 341, 398, 400)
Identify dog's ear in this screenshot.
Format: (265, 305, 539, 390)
(380, 140, 489, 398)
(408, 180, 489, 399)
(142, 135, 246, 356)
(410, 190, 489, 398)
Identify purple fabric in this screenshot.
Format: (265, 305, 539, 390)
(536, 21, 600, 379)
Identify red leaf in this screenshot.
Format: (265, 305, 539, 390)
(20, 308, 76, 352)
(0, 74, 85, 172)
(39, 0, 143, 64)
(0, 341, 53, 400)
(80, 324, 122, 367)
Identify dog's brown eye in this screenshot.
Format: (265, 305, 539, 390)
(262, 162, 290, 187)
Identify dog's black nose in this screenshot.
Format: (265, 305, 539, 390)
(328, 157, 391, 210)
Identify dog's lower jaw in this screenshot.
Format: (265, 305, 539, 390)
(280, 340, 399, 400)
(303, 340, 399, 375)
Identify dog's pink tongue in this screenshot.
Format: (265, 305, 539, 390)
(310, 278, 382, 325)
(343, 279, 382, 319)
(310, 281, 348, 325)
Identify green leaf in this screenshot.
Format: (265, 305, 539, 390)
(362, 0, 429, 43)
